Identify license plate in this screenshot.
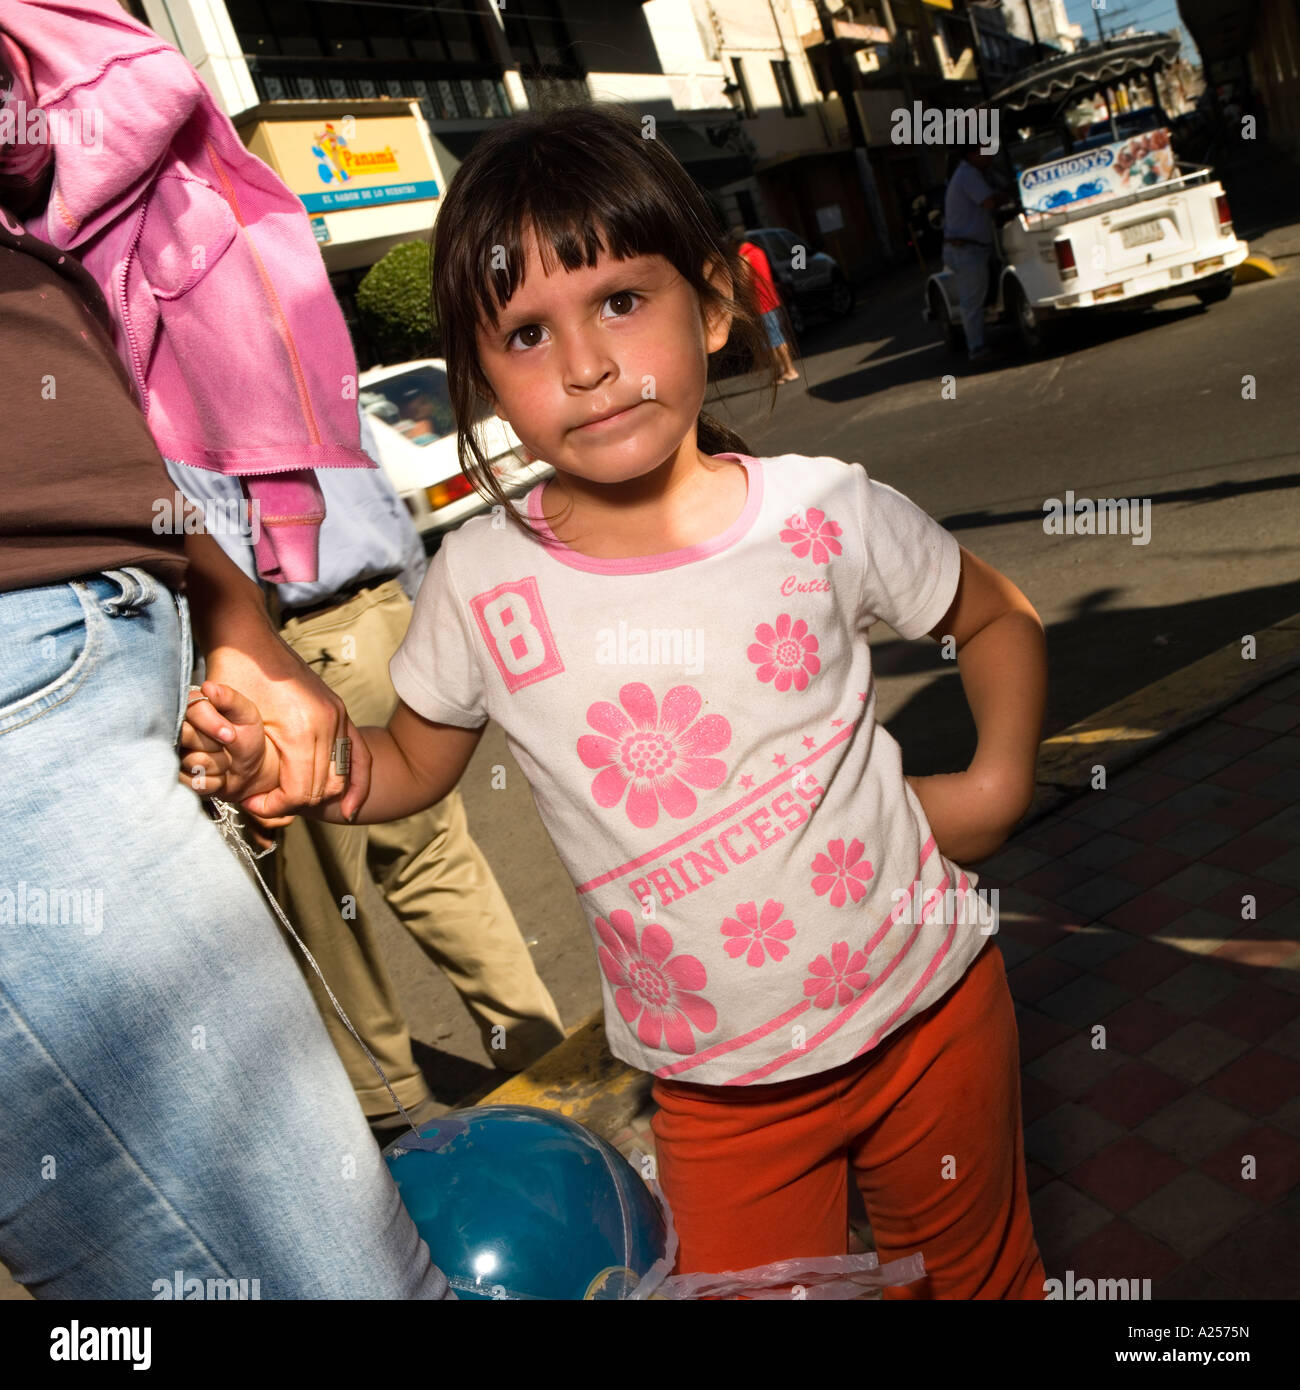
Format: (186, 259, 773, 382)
(1121, 220, 1165, 248)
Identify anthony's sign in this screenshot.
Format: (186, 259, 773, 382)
(244, 114, 440, 213)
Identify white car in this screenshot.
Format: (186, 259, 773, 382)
(358, 359, 552, 536)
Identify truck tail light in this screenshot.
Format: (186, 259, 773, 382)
(426, 473, 475, 511)
(1054, 239, 1078, 280)
(1215, 194, 1233, 235)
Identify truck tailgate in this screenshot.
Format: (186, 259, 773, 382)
(1100, 196, 1192, 274)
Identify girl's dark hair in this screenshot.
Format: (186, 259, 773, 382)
(431, 102, 778, 542)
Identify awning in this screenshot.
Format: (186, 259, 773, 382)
(990, 32, 1181, 114)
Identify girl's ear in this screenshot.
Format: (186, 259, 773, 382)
(475, 383, 507, 423)
(701, 254, 735, 353)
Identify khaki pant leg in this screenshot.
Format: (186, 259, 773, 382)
(366, 789, 566, 1073)
(275, 813, 434, 1117)
(279, 581, 565, 1083)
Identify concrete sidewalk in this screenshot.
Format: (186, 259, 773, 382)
(480, 617, 1300, 1299)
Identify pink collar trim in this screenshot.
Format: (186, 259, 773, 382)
(525, 453, 763, 575)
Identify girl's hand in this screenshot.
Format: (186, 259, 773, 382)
(179, 682, 280, 801)
(905, 760, 1034, 866)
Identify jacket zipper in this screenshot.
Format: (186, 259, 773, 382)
(117, 198, 152, 417)
(205, 138, 323, 447)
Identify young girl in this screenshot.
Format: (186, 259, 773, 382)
(187, 104, 1050, 1300)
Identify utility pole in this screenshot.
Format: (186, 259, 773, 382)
(965, 2, 993, 102)
(1024, 0, 1043, 62)
(812, 0, 894, 259)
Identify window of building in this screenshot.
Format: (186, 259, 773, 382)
(731, 57, 756, 118)
(317, 3, 367, 61)
(504, 0, 580, 77)
(771, 59, 803, 117)
(899, 26, 921, 69)
(229, 2, 499, 74)
(262, 1, 320, 58)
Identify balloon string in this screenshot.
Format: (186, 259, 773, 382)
(209, 798, 427, 1144)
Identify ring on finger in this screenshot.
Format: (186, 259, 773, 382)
(330, 736, 352, 777)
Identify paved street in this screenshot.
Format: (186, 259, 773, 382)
(373, 245, 1300, 1107)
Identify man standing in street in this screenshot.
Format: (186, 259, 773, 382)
(942, 145, 1017, 363)
(169, 415, 567, 1142)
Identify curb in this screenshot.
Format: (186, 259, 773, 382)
(1235, 254, 1281, 282)
(461, 1010, 650, 1141)
(467, 612, 1300, 1130)
(1023, 610, 1300, 826)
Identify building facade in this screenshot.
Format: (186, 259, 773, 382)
(125, 0, 1046, 358)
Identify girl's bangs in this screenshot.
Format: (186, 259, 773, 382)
(471, 185, 694, 331)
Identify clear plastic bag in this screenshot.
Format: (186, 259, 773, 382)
(607, 1149, 927, 1301)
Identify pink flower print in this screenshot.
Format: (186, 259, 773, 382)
(595, 909, 717, 1054)
(748, 613, 821, 692)
(803, 941, 871, 1010)
(578, 682, 731, 830)
(810, 837, 874, 907)
(721, 899, 797, 967)
(780, 507, 843, 566)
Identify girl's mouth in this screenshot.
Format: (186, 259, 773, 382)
(576, 402, 643, 432)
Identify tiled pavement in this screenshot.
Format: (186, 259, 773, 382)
(609, 666, 1300, 1298)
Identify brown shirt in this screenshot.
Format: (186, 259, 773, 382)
(0, 198, 187, 592)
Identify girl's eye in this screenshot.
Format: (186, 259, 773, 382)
(504, 291, 641, 351)
(604, 290, 641, 317)
(506, 324, 546, 351)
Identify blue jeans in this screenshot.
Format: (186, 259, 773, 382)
(761, 308, 786, 349)
(0, 569, 453, 1299)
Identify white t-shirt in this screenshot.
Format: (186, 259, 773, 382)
(944, 159, 995, 245)
(390, 453, 990, 1086)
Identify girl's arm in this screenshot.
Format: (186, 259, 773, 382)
(906, 546, 1048, 864)
(285, 702, 484, 825)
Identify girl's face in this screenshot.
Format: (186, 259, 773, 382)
(475, 226, 732, 487)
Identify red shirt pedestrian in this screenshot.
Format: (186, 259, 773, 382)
(737, 240, 782, 315)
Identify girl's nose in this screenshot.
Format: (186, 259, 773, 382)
(560, 332, 618, 390)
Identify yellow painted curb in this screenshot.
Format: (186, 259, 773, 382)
(1036, 613, 1300, 789)
(1235, 254, 1280, 282)
(464, 1010, 650, 1138)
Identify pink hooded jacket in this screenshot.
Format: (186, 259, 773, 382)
(0, 0, 378, 582)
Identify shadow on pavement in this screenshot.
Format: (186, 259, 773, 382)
(878, 576, 1300, 778)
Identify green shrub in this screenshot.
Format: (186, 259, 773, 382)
(356, 240, 440, 363)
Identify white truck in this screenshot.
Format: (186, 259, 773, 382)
(924, 34, 1249, 354)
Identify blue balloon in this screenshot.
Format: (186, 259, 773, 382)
(384, 1105, 667, 1300)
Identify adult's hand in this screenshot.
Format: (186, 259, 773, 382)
(183, 530, 371, 819)
(204, 634, 372, 820)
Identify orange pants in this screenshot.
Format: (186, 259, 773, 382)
(650, 940, 1047, 1299)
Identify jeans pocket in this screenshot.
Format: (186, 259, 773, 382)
(0, 584, 102, 733)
